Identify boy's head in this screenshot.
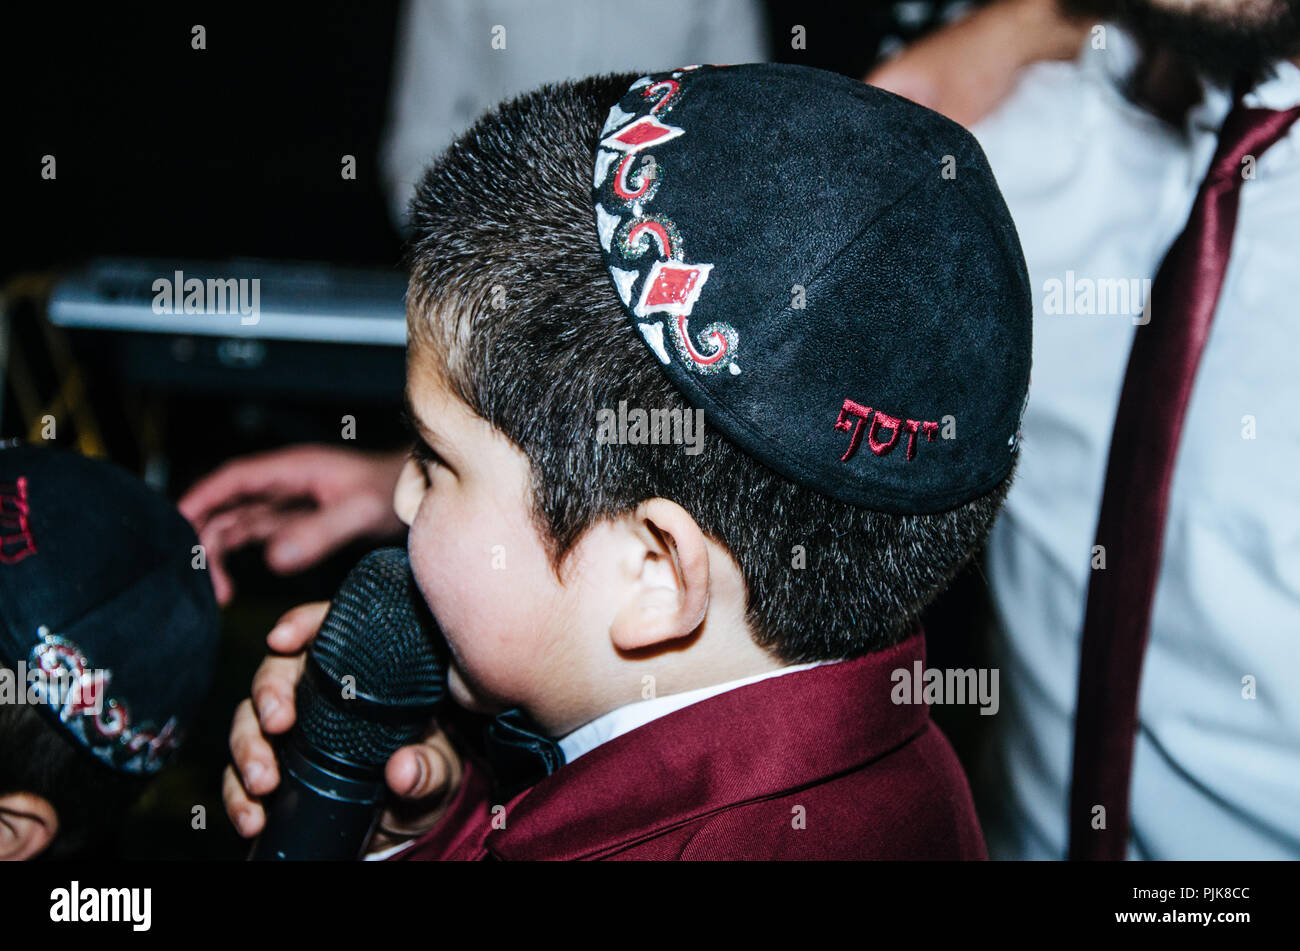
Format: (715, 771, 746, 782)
(0, 445, 220, 859)
(393, 65, 1031, 735)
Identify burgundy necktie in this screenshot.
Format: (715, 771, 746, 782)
(1067, 98, 1300, 861)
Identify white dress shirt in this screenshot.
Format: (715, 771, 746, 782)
(381, 0, 768, 227)
(970, 25, 1300, 859)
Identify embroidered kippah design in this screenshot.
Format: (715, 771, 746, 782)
(28, 627, 181, 774)
(593, 67, 740, 377)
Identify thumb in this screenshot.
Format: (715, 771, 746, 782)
(375, 728, 463, 842)
(386, 743, 451, 801)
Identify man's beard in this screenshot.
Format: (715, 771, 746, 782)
(1061, 0, 1300, 86)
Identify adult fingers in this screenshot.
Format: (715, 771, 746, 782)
(196, 520, 236, 607)
(265, 493, 397, 574)
(249, 653, 307, 737)
(195, 503, 290, 606)
(223, 764, 264, 838)
(229, 698, 280, 797)
(265, 601, 330, 654)
(179, 446, 326, 528)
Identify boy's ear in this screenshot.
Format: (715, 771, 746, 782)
(0, 791, 58, 861)
(609, 498, 710, 652)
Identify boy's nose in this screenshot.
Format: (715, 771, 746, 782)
(392, 458, 425, 525)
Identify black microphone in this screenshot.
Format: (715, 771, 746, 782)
(250, 547, 448, 861)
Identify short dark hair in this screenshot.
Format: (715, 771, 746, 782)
(405, 73, 1011, 663)
(0, 662, 150, 859)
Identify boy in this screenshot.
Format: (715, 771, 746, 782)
(226, 63, 1031, 859)
(0, 444, 220, 859)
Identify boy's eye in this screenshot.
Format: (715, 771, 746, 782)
(402, 405, 445, 487)
(410, 437, 443, 486)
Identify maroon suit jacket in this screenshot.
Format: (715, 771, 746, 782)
(390, 633, 986, 860)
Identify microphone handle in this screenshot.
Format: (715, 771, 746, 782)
(249, 732, 386, 861)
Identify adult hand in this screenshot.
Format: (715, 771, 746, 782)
(222, 602, 463, 857)
(865, 0, 1091, 128)
(179, 445, 409, 605)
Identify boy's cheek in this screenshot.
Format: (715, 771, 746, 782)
(408, 515, 510, 635)
(406, 500, 478, 613)
(406, 512, 543, 705)
(446, 664, 506, 715)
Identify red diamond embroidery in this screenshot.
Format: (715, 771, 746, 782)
(601, 115, 684, 153)
(635, 260, 713, 318)
(646, 266, 700, 306)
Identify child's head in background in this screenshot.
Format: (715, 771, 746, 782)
(0, 445, 220, 859)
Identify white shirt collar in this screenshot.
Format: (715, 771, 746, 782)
(557, 660, 829, 765)
(1183, 57, 1300, 187)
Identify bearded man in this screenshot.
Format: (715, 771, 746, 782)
(874, 0, 1300, 860)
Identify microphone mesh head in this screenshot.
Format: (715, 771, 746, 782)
(296, 548, 447, 769)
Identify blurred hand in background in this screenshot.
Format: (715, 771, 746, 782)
(179, 445, 409, 605)
(866, 0, 1090, 127)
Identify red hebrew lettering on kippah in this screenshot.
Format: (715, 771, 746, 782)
(834, 399, 873, 461)
(867, 411, 902, 456)
(903, 420, 922, 460)
(0, 476, 38, 564)
(902, 420, 940, 460)
(835, 402, 940, 465)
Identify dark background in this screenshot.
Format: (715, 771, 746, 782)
(2, 1, 988, 859)
(3, 2, 957, 280)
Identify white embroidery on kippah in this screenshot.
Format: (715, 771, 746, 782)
(637, 321, 671, 365)
(595, 203, 621, 253)
(609, 267, 639, 306)
(592, 149, 618, 189)
(602, 104, 635, 134)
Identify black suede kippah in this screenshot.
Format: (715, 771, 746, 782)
(0, 444, 220, 774)
(591, 63, 1031, 514)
